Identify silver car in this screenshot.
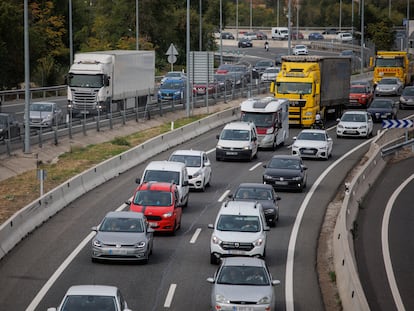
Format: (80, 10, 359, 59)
(28, 101, 63, 127)
(47, 285, 131, 311)
(207, 257, 280, 311)
(399, 85, 414, 109)
(375, 77, 403, 96)
(91, 211, 154, 263)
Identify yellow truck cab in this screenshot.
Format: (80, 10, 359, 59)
(371, 51, 414, 86)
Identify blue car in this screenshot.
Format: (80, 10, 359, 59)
(158, 79, 186, 103)
(367, 98, 398, 122)
(308, 32, 324, 40)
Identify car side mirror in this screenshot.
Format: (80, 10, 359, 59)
(135, 178, 141, 184)
(91, 226, 98, 232)
(125, 200, 131, 205)
(216, 134, 220, 139)
(206, 277, 215, 284)
(208, 224, 214, 229)
(183, 180, 189, 186)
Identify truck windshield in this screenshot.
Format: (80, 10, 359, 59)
(241, 112, 274, 127)
(277, 82, 312, 95)
(68, 74, 104, 88)
(375, 58, 404, 67)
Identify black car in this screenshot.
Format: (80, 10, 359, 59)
(0, 113, 21, 141)
(367, 98, 398, 122)
(231, 183, 281, 227)
(253, 59, 275, 79)
(263, 155, 307, 192)
(214, 74, 233, 91)
(238, 38, 253, 48)
(221, 32, 235, 40)
(308, 32, 324, 40)
(322, 28, 338, 34)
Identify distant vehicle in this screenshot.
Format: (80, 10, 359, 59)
(220, 31, 234, 39)
(336, 110, 373, 138)
(351, 80, 373, 93)
(238, 38, 253, 48)
(160, 71, 187, 85)
(308, 32, 324, 40)
(255, 31, 268, 40)
(47, 285, 132, 311)
(322, 28, 338, 34)
(367, 98, 398, 122)
(262, 155, 308, 192)
(274, 53, 285, 66)
(91, 211, 154, 263)
(192, 81, 219, 97)
(253, 59, 275, 77)
(261, 67, 280, 83)
(375, 77, 404, 96)
(157, 79, 187, 103)
(243, 32, 257, 40)
(0, 113, 20, 141)
(271, 27, 289, 40)
(291, 31, 304, 40)
(337, 32, 353, 42)
(127, 182, 182, 234)
(28, 101, 63, 127)
(231, 183, 281, 226)
(214, 73, 233, 91)
(168, 149, 212, 191)
(206, 257, 280, 310)
(348, 84, 374, 108)
(340, 49, 354, 57)
(399, 86, 414, 109)
(292, 44, 309, 55)
(292, 129, 333, 160)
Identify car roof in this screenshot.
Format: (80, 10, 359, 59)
(299, 129, 326, 134)
(221, 256, 265, 267)
(270, 154, 302, 160)
(170, 149, 204, 156)
(219, 200, 262, 216)
(136, 181, 176, 192)
(223, 121, 255, 130)
(342, 110, 367, 115)
(145, 160, 186, 170)
(65, 285, 119, 296)
(237, 183, 274, 191)
(31, 101, 55, 105)
(105, 211, 145, 219)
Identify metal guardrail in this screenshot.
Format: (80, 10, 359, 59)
(381, 137, 414, 156)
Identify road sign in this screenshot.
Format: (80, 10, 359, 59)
(382, 119, 414, 128)
(167, 54, 177, 64)
(166, 43, 178, 56)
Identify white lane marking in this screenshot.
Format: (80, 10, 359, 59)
(218, 190, 231, 202)
(26, 203, 129, 311)
(285, 138, 373, 311)
(382, 174, 414, 311)
(190, 228, 202, 244)
(207, 148, 216, 154)
(164, 283, 177, 308)
(249, 162, 262, 171)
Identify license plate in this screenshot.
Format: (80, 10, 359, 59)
(236, 307, 254, 311)
(228, 250, 245, 255)
(346, 130, 357, 134)
(275, 181, 288, 185)
(110, 249, 127, 255)
(80, 110, 89, 114)
(149, 222, 158, 227)
(226, 151, 238, 155)
(302, 150, 314, 154)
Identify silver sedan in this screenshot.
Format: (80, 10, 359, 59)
(375, 77, 403, 96)
(91, 211, 154, 263)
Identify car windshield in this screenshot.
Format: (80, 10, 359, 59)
(402, 87, 414, 96)
(100, 217, 144, 233)
(268, 158, 301, 170)
(61, 295, 117, 311)
(341, 113, 366, 122)
(297, 132, 326, 141)
(265, 68, 279, 74)
(217, 215, 260, 232)
(217, 266, 270, 286)
(166, 72, 182, 78)
(170, 154, 201, 167)
(235, 188, 272, 200)
(241, 112, 273, 127)
(133, 190, 172, 206)
(143, 170, 180, 185)
(370, 101, 392, 109)
(214, 74, 229, 82)
(295, 45, 306, 49)
(350, 86, 367, 93)
(379, 79, 398, 85)
(30, 103, 53, 112)
(220, 129, 250, 141)
(161, 81, 183, 89)
(256, 61, 272, 67)
(277, 82, 312, 95)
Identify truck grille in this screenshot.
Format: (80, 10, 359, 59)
(221, 241, 254, 251)
(72, 90, 98, 109)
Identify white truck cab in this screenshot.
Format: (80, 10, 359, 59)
(271, 27, 289, 40)
(240, 97, 289, 150)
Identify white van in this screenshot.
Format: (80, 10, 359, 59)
(137, 161, 189, 207)
(215, 121, 259, 161)
(271, 27, 289, 40)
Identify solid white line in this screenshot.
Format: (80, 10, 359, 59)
(382, 174, 414, 311)
(218, 190, 231, 202)
(207, 148, 216, 154)
(249, 162, 262, 171)
(285, 138, 373, 311)
(190, 228, 202, 244)
(164, 283, 177, 308)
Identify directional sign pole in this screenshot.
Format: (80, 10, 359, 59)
(166, 43, 179, 71)
(382, 119, 414, 142)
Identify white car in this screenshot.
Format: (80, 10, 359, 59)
(160, 71, 187, 85)
(47, 285, 131, 311)
(292, 44, 308, 55)
(337, 32, 353, 42)
(168, 149, 212, 191)
(260, 67, 280, 82)
(243, 32, 257, 40)
(336, 110, 373, 138)
(292, 129, 333, 160)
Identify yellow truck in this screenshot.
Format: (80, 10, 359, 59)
(270, 56, 351, 127)
(372, 51, 414, 86)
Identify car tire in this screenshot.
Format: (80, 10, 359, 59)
(210, 253, 219, 265)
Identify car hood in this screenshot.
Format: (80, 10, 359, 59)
(367, 107, 392, 113)
(159, 88, 181, 93)
(186, 167, 202, 175)
(95, 231, 146, 244)
(293, 140, 327, 149)
(217, 140, 250, 148)
(30, 111, 51, 118)
(264, 168, 302, 177)
(338, 121, 367, 127)
(130, 204, 174, 215)
(215, 230, 264, 242)
(235, 198, 276, 212)
(213, 284, 273, 302)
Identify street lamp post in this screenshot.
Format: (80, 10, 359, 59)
(199, 0, 202, 51)
(339, 0, 342, 32)
(136, 0, 139, 50)
(220, 0, 223, 65)
(24, 0, 31, 153)
(250, 0, 252, 31)
(236, 0, 239, 41)
(69, 0, 73, 64)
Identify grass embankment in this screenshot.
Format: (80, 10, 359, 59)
(0, 115, 206, 224)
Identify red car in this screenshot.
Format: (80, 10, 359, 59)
(128, 182, 182, 234)
(193, 81, 219, 97)
(348, 84, 374, 108)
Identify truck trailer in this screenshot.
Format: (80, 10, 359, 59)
(67, 50, 155, 116)
(271, 55, 351, 127)
(371, 51, 414, 86)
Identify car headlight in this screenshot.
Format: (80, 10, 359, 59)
(305, 111, 313, 116)
(135, 241, 146, 248)
(216, 144, 223, 150)
(243, 145, 252, 150)
(92, 239, 102, 247)
(257, 296, 271, 304)
(211, 235, 222, 245)
(266, 127, 274, 134)
(162, 211, 173, 218)
(253, 237, 264, 246)
(157, 91, 161, 95)
(192, 170, 202, 178)
(263, 174, 272, 179)
(337, 124, 344, 129)
(293, 176, 302, 181)
(215, 294, 229, 304)
(358, 125, 367, 129)
(319, 146, 327, 150)
(174, 91, 181, 95)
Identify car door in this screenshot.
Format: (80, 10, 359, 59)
(366, 113, 373, 134)
(203, 153, 212, 185)
(251, 127, 259, 156)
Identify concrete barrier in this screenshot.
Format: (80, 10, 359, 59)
(0, 106, 240, 260)
(333, 124, 413, 310)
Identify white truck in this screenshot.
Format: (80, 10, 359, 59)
(271, 27, 289, 40)
(67, 50, 155, 115)
(240, 96, 289, 150)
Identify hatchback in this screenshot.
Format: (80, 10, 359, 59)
(28, 101, 63, 127)
(375, 77, 403, 96)
(292, 129, 333, 160)
(336, 110, 373, 138)
(367, 98, 398, 122)
(308, 32, 324, 40)
(293, 45, 308, 55)
(399, 86, 414, 109)
(238, 38, 253, 48)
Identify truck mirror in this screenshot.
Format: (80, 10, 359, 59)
(104, 75, 110, 86)
(270, 82, 275, 93)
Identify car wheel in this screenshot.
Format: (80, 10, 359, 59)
(210, 253, 219, 265)
(141, 254, 149, 265)
(171, 221, 177, 236)
(201, 180, 206, 192)
(91, 257, 98, 263)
